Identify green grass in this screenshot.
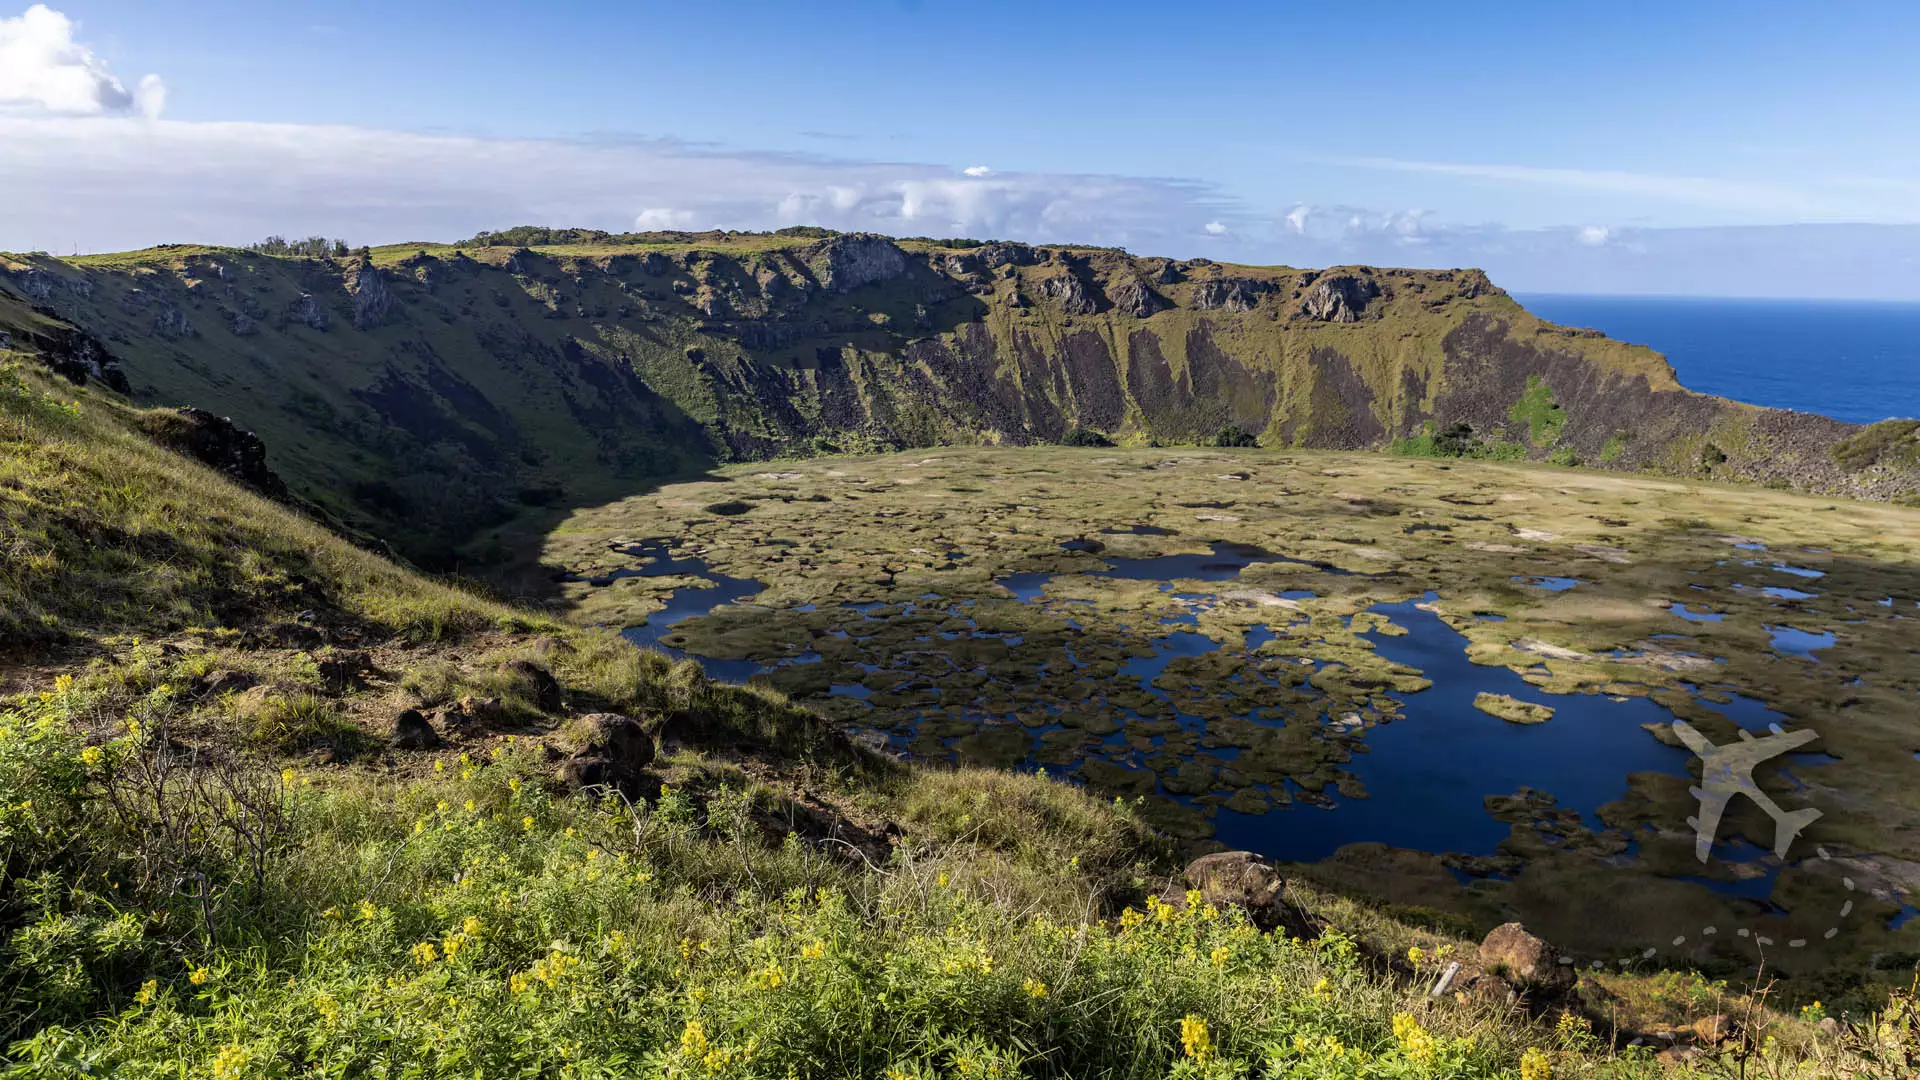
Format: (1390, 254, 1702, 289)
(1507, 375, 1567, 446)
(0, 362, 510, 648)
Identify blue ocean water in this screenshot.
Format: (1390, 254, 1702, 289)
(1515, 294, 1920, 425)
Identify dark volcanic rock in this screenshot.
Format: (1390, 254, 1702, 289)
(500, 658, 564, 712)
(288, 292, 330, 330)
(136, 408, 287, 497)
(1301, 274, 1380, 322)
(392, 708, 440, 750)
(1478, 922, 1578, 999)
(558, 712, 657, 792)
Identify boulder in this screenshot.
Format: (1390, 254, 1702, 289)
(392, 708, 440, 750)
(557, 712, 656, 792)
(1478, 922, 1577, 998)
(500, 659, 564, 712)
(1175, 851, 1315, 935)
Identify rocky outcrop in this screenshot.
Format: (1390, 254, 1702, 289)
(135, 407, 287, 497)
(1301, 274, 1380, 322)
(345, 263, 392, 329)
(1191, 277, 1270, 313)
(1105, 277, 1167, 318)
(499, 659, 563, 712)
(11, 318, 130, 392)
(806, 234, 908, 293)
(288, 293, 330, 331)
(151, 302, 195, 339)
(976, 242, 1040, 268)
(1038, 272, 1099, 315)
(1476, 922, 1578, 1003)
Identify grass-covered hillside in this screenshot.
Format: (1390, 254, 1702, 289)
(2, 321, 1918, 1074)
(4, 229, 1911, 574)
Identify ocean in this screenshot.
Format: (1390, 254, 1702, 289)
(1515, 294, 1920, 425)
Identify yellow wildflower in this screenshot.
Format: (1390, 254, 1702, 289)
(1118, 907, 1145, 931)
(936, 872, 949, 888)
(800, 940, 826, 960)
(1211, 946, 1230, 969)
(1179, 1015, 1213, 1063)
(522, 815, 535, 832)
(315, 993, 340, 1024)
(1393, 1012, 1438, 1065)
(1312, 976, 1331, 999)
(681, 1019, 710, 1058)
(210, 1044, 250, 1080)
(433, 759, 445, 772)
(80, 745, 104, 769)
(1023, 978, 1048, 998)
(133, 979, 157, 1005)
(356, 900, 378, 922)
(1407, 945, 1425, 965)
(281, 767, 295, 786)
(1520, 1046, 1553, 1080)
(752, 962, 784, 990)
(188, 966, 210, 985)
(411, 941, 438, 966)
(462, 915, 483, 937)
(508, 777, 522, 793)
(463, 798, 476, 813)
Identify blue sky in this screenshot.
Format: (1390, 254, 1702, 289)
(6, 1, 1920, 295)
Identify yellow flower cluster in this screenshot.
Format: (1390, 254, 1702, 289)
(1392, 1012, 1438, 1066)
(210, 1044, 250, 1080)
(1023, 978, 1048, 999)
(1178, 1015, 1213, 1063)
(188, 965, 210, 986)
(751, 962, 784, 990)
(410, 941, 439, 967)
(133, 979, 157, 1005)
(1520, 1046, 1553, 1080)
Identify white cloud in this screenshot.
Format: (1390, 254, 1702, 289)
(1203, 221, 1227, 235)
(633, 207, 698, 230)
(1284, 205, 1311, 234)
(0, 4, 166, 117)
(0, 116, 1240, 255)
(961, 165, 991, 177)
(1577, 224, 1611, 246)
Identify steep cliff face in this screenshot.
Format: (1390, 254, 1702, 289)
(2, 233, 1910, 565)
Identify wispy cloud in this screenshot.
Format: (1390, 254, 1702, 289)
(1326, 156, 1844, 218)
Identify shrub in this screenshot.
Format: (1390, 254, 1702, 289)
(1058, 426, 1114, 447)
(1212, 425, 1258, 448)
(704, 500, 753, 517)
(1832, 418, 1920, 472)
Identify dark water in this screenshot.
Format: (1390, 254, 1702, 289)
(1211, 597, 1697, 862)
(1516, 294, 1920, 425)
(616, 545, 1750, 871)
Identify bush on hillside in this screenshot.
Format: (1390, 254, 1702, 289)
(1212, 425, 1258, 448)
(1059, 426, 1115, 447)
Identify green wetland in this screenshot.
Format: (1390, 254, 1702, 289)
(544, 446, 1920, 977)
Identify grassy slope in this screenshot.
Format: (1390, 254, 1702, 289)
(2, 358, 1914, 1074)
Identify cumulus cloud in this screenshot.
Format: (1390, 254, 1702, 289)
(0, 4, 166, 117)
(633, 207, 698, 230)
(961, 165, 991, 177)
(1577, 224, 1611, 247)
(1203, 221, 1227, 235)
